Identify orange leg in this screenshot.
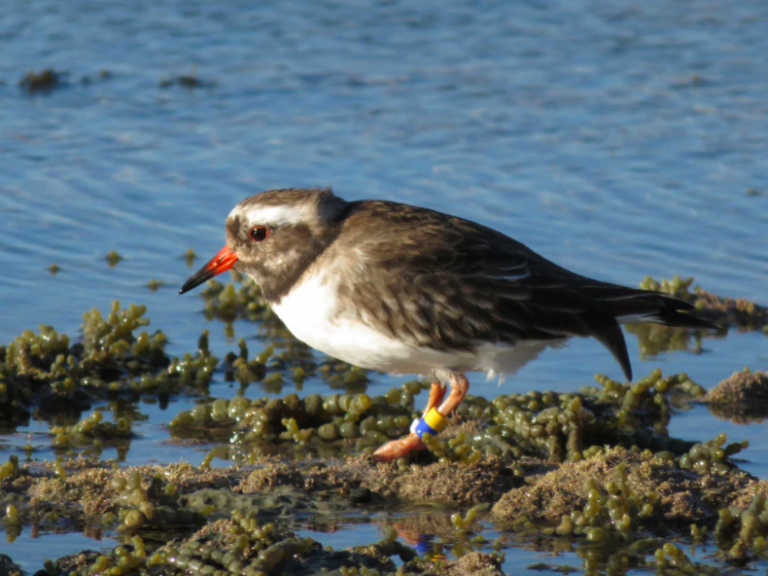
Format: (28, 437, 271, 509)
(426, 381, 447, 412)
(372, 373, 469, 463)
(437, 372, 469, 416)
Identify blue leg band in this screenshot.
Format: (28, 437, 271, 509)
(411, 418, 438, 439)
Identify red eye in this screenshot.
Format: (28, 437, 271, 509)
(249, 226, 270, 242)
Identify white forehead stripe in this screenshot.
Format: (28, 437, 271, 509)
(229, 203, 314, 228)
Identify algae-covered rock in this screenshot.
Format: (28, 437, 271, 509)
(154, 515, 392, 576)
(704, 369, 768, 423)
(55, 538, 148, 576)
(492, 446, 755, 528)
(705, 369, 768, 405)
(238, 456, 516, 508)
(147, 508, 505, 576)
(443, 551, 505, 576)
(28, 465, 117, 517)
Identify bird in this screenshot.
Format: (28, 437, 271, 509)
(179, 188, 718, 462)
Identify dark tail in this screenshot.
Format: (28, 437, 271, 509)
(580, 285, 720, 383)
(592, 321, 634, 382)
(601, 290, 721, 330)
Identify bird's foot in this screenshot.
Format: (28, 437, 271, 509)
(372, 432, 425, 462)
(373, 377, 466, 463)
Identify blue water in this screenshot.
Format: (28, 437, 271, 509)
(1, 531, 117, 572)
(1, 0, 767, 572)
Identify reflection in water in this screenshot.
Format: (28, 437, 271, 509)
(707, 402, 768, 424)
(626, 323, 705, 357)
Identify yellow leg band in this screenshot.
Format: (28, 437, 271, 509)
(424, 407, 447, 432)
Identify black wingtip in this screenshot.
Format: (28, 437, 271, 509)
(654, 300, 724, 331)
(594, 322, 633, 382)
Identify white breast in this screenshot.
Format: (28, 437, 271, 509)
(269, 272, 422, 373)
(269, 272, 562, 378)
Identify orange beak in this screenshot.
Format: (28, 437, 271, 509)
(179, 245, 238, 294)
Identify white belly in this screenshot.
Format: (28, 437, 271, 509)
(270, 272, 559, 378)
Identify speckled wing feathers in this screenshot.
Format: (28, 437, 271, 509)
(333, 201, 635, 379)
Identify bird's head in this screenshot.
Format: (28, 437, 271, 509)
(179, 188, 346, 300)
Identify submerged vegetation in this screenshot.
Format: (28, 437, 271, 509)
(159, 67, 216, 90)
(0, 273, 766, 574)
(106, 251, 124, 268)
(18, 69, 65, 94)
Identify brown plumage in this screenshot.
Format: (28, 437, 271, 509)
(328, 195, 715, 381)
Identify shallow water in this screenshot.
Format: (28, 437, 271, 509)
(1, 0, 767, 572)
(3, 531, 117, 573)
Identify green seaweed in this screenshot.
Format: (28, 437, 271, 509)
(106, 250, 123, 267)
(0, 283, 764, 575)
(19, 69, 64, 93)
